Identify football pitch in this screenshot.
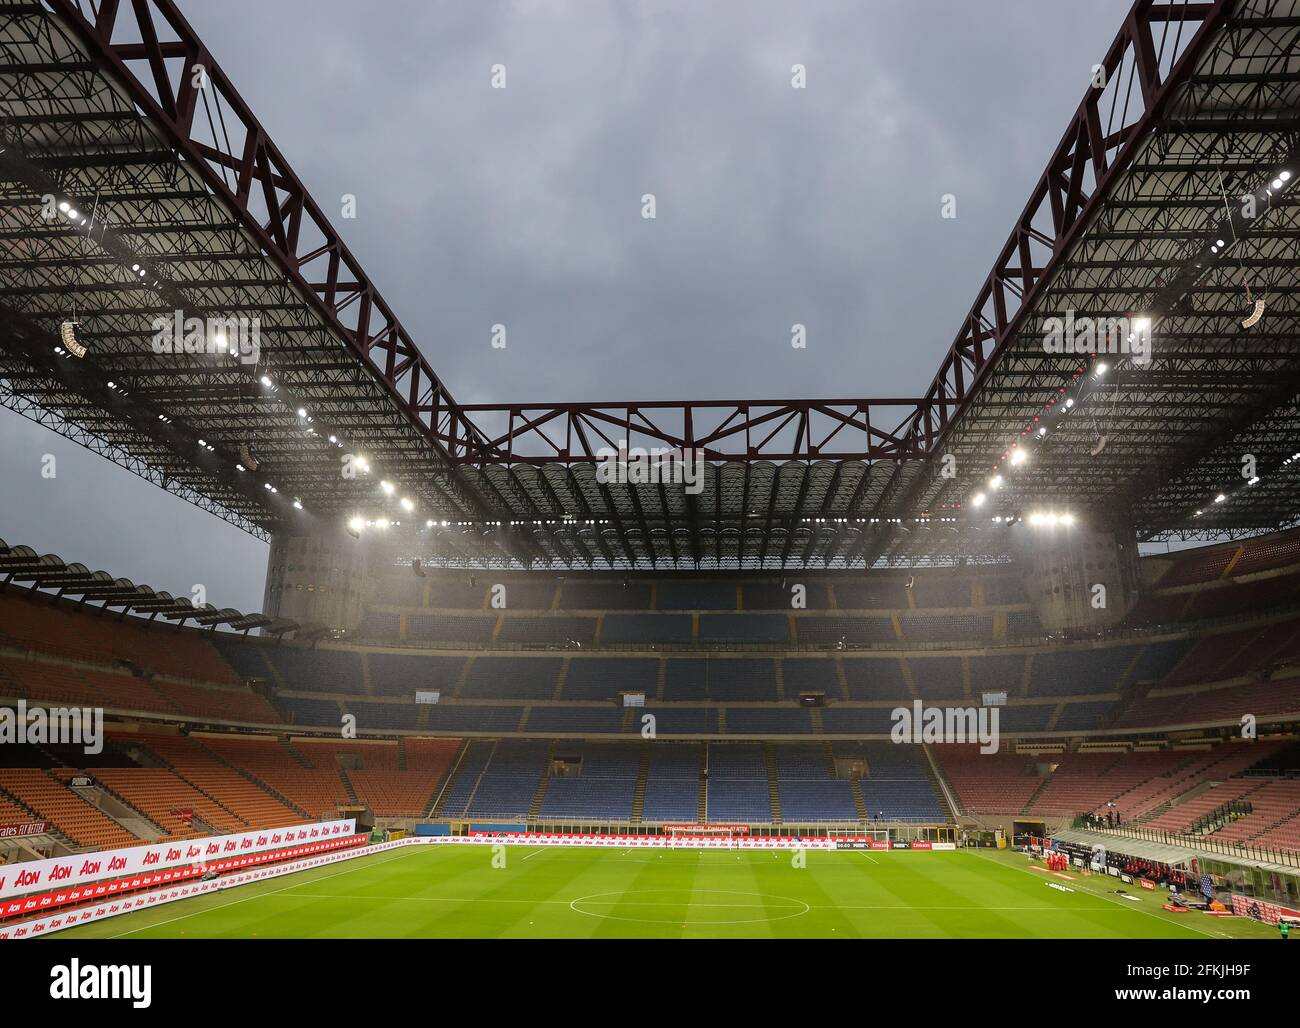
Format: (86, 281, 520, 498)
(53, 846, 1276, 940)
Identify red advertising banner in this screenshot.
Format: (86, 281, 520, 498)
(0, 833, 366, 923)
(659, 823, 750, 835)
(0, 818, 356, 901)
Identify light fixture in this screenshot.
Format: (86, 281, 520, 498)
(348, 517, 365, 534)
(989, 475, 1003, 490)
(1010, 448, 1028, 466)
(1214, 493, 1226, 504)
(970, 493, 986, 508)
(380, 480, 395, 496)
(400, 497, 414, 512)
(1094, 362, 1108, 377)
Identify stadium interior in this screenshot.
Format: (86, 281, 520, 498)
(0, 0, 1298, 949)
(1, 524, 1298, 864)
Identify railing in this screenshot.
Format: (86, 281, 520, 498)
(1083, 823, 1300, 870)
(1189, 799, 1252, 836)
(430, 816, 951, 832)
(345, 593, 1300, 656)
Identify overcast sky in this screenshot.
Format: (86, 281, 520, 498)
(0, 0, 1137, 610)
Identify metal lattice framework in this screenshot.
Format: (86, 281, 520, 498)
(0, 0, 1297, 570)
(0, 536, 296, 631)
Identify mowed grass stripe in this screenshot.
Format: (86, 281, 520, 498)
(49, 846, 1262, 940)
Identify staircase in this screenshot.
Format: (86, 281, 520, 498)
(696, 745, 708, 822)
(631, 743, 651, 822)
(452, 656, 476, 699)
(258, 648, 288, 691)
(920, 744, 960, 820)
(433, 740, 497, 819)
(67, 771, 166, 839)
(192, 736, 309, 819)
(763, 743, 782, 824)
(339, 769, 358, 805)
(282, 737, 313, 767)
(132, 739, 250, 829)
(1102, 679, 1155, 730)
(850, 778, 868, 821)
(527, 744, 554, 818)
(425, 740, 471, 817)
(554, 657, 570, 700)
(1021, 768, 1053, 815)
(898, 657, 917, 698)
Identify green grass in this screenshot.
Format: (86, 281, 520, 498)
(53, 845, 1275, 939)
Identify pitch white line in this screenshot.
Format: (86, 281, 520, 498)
(108, 850, 415, 939)
(283, 892, 1098, 913)
(967, 850, 1223, 939)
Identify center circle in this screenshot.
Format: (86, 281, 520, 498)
(569, 888, 811, 926)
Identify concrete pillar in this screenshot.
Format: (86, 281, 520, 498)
(262, 523, 376, 633)
(1015, 515, 1141, 636)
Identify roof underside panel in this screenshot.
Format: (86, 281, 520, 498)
(0, 0, 1297, 570)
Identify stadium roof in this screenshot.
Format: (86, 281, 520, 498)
(0, 536, 296, 632)
(0, 0, 1297, 570)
